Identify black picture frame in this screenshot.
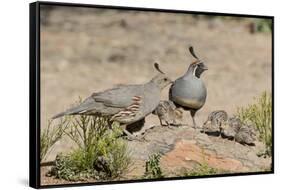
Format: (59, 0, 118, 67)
(30, 1, 274, 188)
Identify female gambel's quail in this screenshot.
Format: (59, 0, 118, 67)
(169, 46, 208, 128)
(53, 63, 173, 140)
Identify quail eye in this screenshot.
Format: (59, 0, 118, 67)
(164, 78, 168, 81)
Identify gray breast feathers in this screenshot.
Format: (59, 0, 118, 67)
(170, 76, 207, 109)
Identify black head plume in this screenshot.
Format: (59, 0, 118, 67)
(154, 62, 165, 74)
(189, 46, 199, 60)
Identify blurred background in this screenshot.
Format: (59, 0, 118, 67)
(40, 5, 272, 159)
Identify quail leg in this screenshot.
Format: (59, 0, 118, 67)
(171, 119, 178, 127)
(121, 125, 145, 141)
(169, 119, 181, 128)
(190, 110, 198, 128)
(165, 121, 173, 129)
(218, 129, 222, 138)
(158, 117, 164, 127)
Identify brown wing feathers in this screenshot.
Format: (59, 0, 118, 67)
(110, 96, 142, 121)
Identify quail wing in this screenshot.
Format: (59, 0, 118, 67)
(93, 84, 143, 108)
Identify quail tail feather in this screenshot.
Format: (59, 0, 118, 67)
(52, 97, 97, 119)
(52, 105, 87, 119)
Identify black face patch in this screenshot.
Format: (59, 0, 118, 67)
(194, 63, 207, 78)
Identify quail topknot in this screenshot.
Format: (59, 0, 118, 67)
(52, 63, 173, 140)
(169, 46, 208, 128)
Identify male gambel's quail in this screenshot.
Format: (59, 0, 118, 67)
(153, 100, 183, 127)
(169, 46, 208, 128)
(53, 63, 173, 140)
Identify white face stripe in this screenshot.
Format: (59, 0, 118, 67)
(193, 65, 198, 76)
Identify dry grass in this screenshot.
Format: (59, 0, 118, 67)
(237, 92, 272, 156)
(143, 153, 164, 179)
(180, 163, 219, 177)
(48, 114, 131, 181)
(40, 119, 67, 162)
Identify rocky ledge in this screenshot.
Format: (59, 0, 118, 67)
(125, 125, 271, 178)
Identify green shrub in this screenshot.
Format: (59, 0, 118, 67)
(181, 162, 218, 177)
(255, 19, 272, 33)
(49, 115, 131, 181)
(143, 153, 164, 179)
(237, 92, 272, 156)
(40, 119, 67, 162)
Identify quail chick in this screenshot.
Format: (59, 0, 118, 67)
(169, 46, 208, 128)
(221, 117, 242, 140)
(222, 117, 256, 145)
(52, 63, 173, 140)
(235, 124, 256, 145)
(153, 100, 183, 127)
(202, 110, 228, 135)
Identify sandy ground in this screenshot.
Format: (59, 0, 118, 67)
(39, 5, 272, 184)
